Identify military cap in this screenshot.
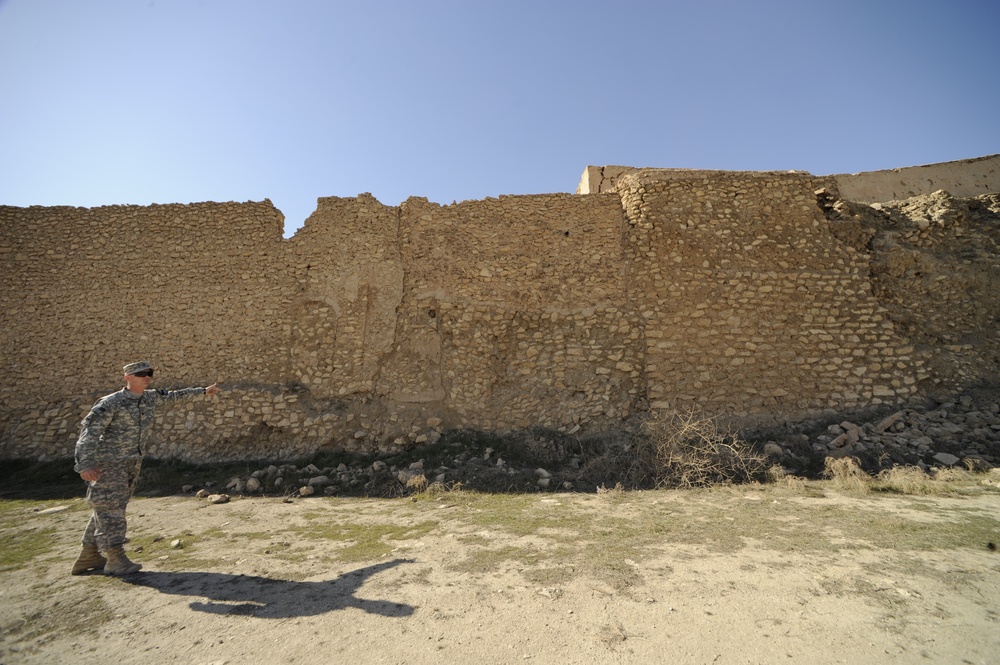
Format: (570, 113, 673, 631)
(123, 361, 153, 376)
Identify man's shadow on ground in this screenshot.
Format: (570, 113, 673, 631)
(122, 558, 416, 618)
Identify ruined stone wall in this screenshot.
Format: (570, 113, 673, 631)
(615, 170, 923, 418)
(2, 159, 997, 462)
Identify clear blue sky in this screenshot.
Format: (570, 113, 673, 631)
(2, 0, 998, 237)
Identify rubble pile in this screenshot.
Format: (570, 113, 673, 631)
(177, 392, 999, 499)
(770, 394, 1000, 473)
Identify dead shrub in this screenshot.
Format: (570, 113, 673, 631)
(619, 411, 768, 489)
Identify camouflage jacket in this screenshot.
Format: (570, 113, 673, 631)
(74, 387, 206, 472)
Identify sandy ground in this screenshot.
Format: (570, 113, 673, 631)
(1, 485, 999, 665)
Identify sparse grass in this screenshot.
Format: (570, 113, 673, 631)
(597, 482, 626, 501)
(450, 545, 548, 574)
(522, 562, 576, 586)
(0, 594, 114, 643)
(0, 525, 59, 572)
(2, 472, 997, 613)
(0, 499, 89, 571)
(284, 520, 439, 562)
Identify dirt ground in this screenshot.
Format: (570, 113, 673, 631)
(2, 482, 999, 665)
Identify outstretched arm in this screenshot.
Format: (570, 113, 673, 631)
(156, 383, 223, 402)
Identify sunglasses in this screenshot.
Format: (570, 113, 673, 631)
(133, 369, 154, 378)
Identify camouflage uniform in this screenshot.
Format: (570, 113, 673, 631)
(75, 378, 206, 552)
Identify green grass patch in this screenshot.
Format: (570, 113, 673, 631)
(284, 520, 439, 562)
(0, 499, 88, 572)
(0, 525, 59, 572)
(0, 594, 113, 642)
(449, 544, 552, 574)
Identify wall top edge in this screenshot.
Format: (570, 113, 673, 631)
(579, 155, 1000, 199)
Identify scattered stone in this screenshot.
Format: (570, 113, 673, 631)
(245, 477, 262, 493)
(299, 485, 315, 497)
(195, 489, 210, 498)
(875, 412, 903, 433)
(170, 539, 183, 549)
(934, 453, 960, 466)
(207, 493, 230, 504)
(34, 506, 69, 515)
(763, 442, 784, 457)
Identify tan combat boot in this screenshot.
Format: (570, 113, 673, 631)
(71, 544, 107, 575)
(104, 546, 142, 576)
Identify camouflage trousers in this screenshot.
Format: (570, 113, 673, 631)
(81, 458, 142, 552)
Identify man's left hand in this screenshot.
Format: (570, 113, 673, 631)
(206, 383, 222, 396)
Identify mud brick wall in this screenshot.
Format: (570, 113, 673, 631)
(1, 160, 996, 462)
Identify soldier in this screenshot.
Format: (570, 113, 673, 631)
(72, 361, 222, 576)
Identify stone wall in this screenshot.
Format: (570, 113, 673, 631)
(2, 158, 997, 462)
(616, 169, 922, 416)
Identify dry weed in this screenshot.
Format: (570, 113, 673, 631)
(932, 467, 973, 483)
(874, 466, 934, 495)
(597, 483, 625, 501)
(824, 456, 871, 494)
(767, 464, 806, 490)
(405, 474, 429, 493)
(873, 465, 977, 495)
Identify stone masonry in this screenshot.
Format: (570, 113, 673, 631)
(1, 156, 998, 463)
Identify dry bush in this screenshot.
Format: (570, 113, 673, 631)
(627, 411, 768, 489)
(824, 456, 872, 494)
